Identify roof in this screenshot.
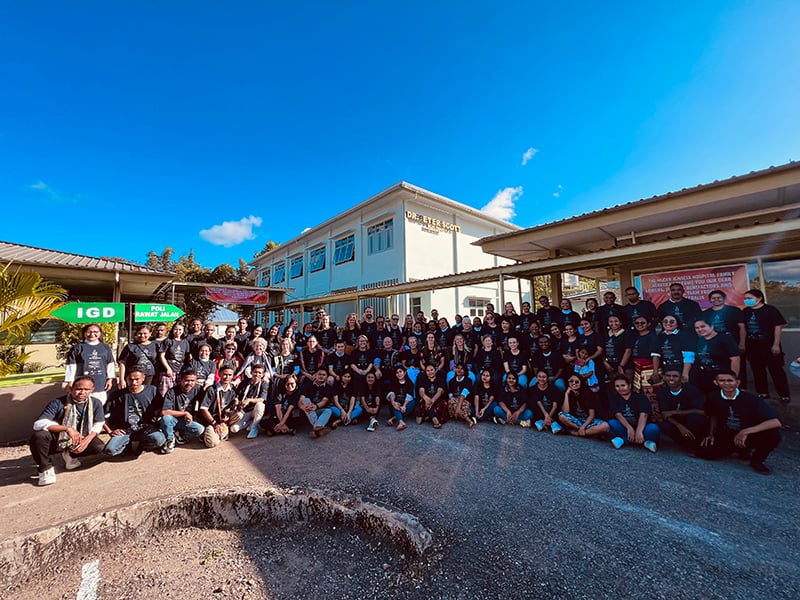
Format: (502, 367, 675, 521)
(476, 161, 800, 262)
(0, 241, 172, 275)
(250, 181, 521, 265)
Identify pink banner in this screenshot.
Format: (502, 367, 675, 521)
(205, 287, 269, 305)
(640, 264, 749, 309)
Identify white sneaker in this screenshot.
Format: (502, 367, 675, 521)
(62, 450, 82, 471)
(367, 417, 378, 432)
(644, 440, 657, 453)
(610, 437, 624, 449)
(38, 466, 56, 486)
(551, 422, 563, 434)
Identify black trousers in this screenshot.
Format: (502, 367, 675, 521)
(29, 429, 105, 472)
(746, 341, 790, 398)
(696, 428, 781, 464)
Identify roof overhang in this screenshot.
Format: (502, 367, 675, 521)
(273, 219, 799, 311)
(476, 162, 800, 262)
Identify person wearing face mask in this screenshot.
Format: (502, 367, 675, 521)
(742, 289, 791, 404)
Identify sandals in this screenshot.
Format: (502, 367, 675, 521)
(396, 421, 407, 432)
(432, 418, 442, 429)
(386, 417, 397, 427)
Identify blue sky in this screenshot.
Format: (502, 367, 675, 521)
(2, 1, 799, 268)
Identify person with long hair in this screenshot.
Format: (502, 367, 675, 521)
(157, 322, 190, 396)
(421, 332, 446, 374)
(472, 368, 498, 424)
(493, 371, 531, 426)
(330, 370, 362, 427)
(386, 366, 415, 431)
(530, 369, 563, 433)
(557, 374, 609, 438)
(300, 334, 326, 382)
(607, 375, 660, 452)
(118, 324, 158, 388)
(416, 364, 447, 428)
(742, 288, 792, 404)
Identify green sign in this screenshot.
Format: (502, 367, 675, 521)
(134, 303, 185, 322)
(51, 302, 126, 323)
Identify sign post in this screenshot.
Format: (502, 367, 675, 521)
(134, 303, 185, 322)
(51, 302, 126, 323)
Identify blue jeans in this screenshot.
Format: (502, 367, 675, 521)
(493, 405, 533, 424)
(391, 397, 416, 422)
(472, 402, 498, 421)
(160, 415, 205, 441)
(608, 419, 660, 445)
(330, 404, 363, 422)
(104, 429, 166, 456)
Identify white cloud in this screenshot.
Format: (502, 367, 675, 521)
(28, 180, 78, 203)
(481, 186, 523, 221)
(553, 184, 563, 198)
(200, 215, 263, 247)
(521, 147, 539, 166)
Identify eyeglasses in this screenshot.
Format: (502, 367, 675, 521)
(634, 321, 647, 326)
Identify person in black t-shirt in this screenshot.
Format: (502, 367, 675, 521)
(104, 368, 165, 456)
(742, 289, 791, 403)
(693, 317, 741, 393)
(607, 375, 660, 452)
(654, 369, 707, 452)
(698, 370, 781, 473)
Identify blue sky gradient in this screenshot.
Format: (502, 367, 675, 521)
(2, 1, 798, 267)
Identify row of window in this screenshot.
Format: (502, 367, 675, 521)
(262, 219, 394, 286)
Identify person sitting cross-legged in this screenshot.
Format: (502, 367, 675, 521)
(103, 368, 166, 457)
(29, 376, 106, 486)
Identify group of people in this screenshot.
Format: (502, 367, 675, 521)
(31, 283, 794, 486)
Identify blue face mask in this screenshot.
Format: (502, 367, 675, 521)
(562, 309, 570, 314)
(744, 298, 757, 307)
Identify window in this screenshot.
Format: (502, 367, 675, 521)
(272, 264, 285, 285)
(334, 234, 355, 265)
(259, 268, 270, 287)
(368, 219, 393, 255)
(466, 297, 490, 318)
(309, 246, 326, 273)
(410, 296, 422, 317)
(290, 256, 303, 279)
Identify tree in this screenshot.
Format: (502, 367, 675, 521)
(253, 240, 280, 258)
(0, 263, 67, 375)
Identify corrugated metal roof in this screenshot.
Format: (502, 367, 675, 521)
(0, 240, 172, 275)
(477, 160, 800, 245)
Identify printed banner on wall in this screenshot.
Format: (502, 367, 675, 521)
(640, 264, 749, 309)
(205, 287, 269, 305)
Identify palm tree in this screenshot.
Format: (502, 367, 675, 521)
(0, 263, 67, 375)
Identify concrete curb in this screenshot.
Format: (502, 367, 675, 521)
(0, 486, 433, 586)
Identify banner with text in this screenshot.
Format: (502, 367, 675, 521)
(640, 264, 749, 309)
(205, 287, 269, 305)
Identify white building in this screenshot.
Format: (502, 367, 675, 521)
(251, 182, 520, 326)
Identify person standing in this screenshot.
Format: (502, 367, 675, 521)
(65, 324, 116, 404)
(657, 282, 702, 330)
(742, 289, 791, 403)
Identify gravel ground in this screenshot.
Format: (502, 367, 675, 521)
(2, 419, 799, 599)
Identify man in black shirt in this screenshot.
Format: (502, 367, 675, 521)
(104, 368, 165, 456)
(698, 370, 781, 474)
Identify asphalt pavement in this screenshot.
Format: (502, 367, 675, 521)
(2, 419, 799, 599)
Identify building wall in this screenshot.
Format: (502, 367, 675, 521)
(252, 186, 517, 325)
